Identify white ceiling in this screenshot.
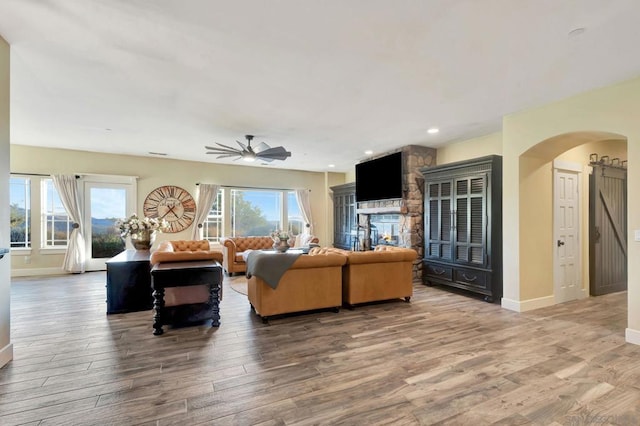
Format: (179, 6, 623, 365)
(2, 0, 640, 173)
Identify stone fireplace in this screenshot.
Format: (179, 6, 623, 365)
(356, 145, 436, 280)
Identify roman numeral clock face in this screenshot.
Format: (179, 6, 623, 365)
(143, 185, 196, 233)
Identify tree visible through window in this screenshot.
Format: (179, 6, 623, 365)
(203, 187, 307, 241)
(10, 177, 31, 248)
(231, 190, 279, 236)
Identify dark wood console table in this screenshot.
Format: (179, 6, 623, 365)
(105, 250, 153, 314)
(150, 260, 222, 335)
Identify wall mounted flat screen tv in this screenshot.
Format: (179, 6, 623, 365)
(355, 152, 403, 202)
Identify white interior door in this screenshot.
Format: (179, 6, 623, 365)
(554, 162, 582, 303)
(83, 176, 136, 271)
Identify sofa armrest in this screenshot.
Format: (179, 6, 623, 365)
(221, 238, 237, 253)
(220, 238, 238, 272)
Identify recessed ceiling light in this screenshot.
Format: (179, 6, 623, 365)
(427, 128, 439, 134)
(328, 164, 335, 168)
(364, 150, 373, 155)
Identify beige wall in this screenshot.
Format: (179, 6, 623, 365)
(436, 132, 503, 165)
(501, 75, 640, 343)
(344, 168, 355, 184)
(10, 145, 345, 275)
(0, 36, 12, 367)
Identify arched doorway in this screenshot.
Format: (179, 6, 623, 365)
(515, 131, 627, 307)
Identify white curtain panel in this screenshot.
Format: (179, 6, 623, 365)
(52, 174, 86, 273)
(295, 189, 314, 235)
(191, 183, 220, 240)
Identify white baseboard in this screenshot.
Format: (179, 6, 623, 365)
(11, 267, 67, 277)
(501, 295, 555, 312)
(626, 328, 640, 346)
(0, 343, 13, 368)
(501, 298, 522, 312)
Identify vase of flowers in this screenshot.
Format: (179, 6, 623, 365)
(115, 214, 169, 250)
(270, 229, 290, 253)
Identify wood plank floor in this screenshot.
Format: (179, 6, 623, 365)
(2, 273, 640, 425)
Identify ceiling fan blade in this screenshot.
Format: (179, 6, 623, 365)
(206, 147, 240, 155)
(215, 142, 242, 152)
(254, 142, 271, 153)
(256, 146, 292, 161)
(236, 140, 248, 151)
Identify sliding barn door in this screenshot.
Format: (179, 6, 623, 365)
(589, 165, 627, 296)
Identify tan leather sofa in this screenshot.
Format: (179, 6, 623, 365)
(151, 240, 222, 265)
(221, 235, 319, 275)
(247, 250, 346, 322)
(319, 245, 418, 307)
(221, 236, 275, 275)
(150, 240, 223, 306)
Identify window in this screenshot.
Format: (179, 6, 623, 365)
(203, 187, 305, 241)
(42, 179, 72, 247)
(231, 189, 282, 237)
(10, 177, 31, 248)
(203, 189, 223, 243)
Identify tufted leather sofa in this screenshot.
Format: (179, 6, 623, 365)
(221, 236, 275, 275)
(150, 240, 223, 307)
(247, 250, 346, 322)
(316, 245, 418, 307)
(221, 235, 320, 275)
(150, 239, 223, 265)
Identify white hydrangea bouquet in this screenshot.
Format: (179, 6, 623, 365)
(116, 213, 168, 239)
(270, 229, 290, 242)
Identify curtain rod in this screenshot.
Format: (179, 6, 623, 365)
(10, 172, 50, 177)
(196, 183, 309, 192)
(12, 172, 82, 179)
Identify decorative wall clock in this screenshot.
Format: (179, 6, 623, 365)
(143, 185, 196, 233)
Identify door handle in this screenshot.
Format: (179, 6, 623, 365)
(557, 240, 565, 247)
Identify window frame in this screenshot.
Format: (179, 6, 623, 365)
(202, 189, 223, 243)
(41, 178, 73, 249)
(204, 187, 303, 242)
(9, 176, 32, 250)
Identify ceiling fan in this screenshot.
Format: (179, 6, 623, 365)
(205, 135, 292, 163)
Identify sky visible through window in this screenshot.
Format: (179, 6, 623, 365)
(9, 178, 27, 206)
(90, 188, 126, 219)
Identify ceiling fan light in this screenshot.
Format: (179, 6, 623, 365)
(243, 153, 256, 162)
